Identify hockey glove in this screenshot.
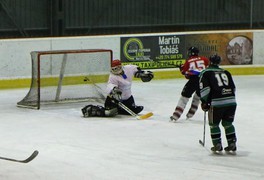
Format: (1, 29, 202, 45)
(134, 68, 143, 78)
(201, 102, 210, 112)
(141, 71, 154, 82)
(179, 64, 184, 71)
(135, 69, 154, 82)
(110, 87, 122, 102)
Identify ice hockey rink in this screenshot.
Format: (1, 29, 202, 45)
(1, 75, 264, 180)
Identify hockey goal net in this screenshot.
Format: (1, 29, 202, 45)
(17, 49, 112, 109)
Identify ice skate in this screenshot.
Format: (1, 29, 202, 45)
(211, 143, 223, 153)
(170, 115, 179, 122)
(186, 112, 194, 119)
(224, 142, 237, 152)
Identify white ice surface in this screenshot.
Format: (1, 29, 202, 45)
(0, 75, 264, 180)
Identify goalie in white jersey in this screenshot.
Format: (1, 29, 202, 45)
(82, 59, 154, 117)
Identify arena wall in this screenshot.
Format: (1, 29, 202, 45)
(0, 30, 264, 89)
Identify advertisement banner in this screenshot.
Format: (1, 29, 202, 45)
(185, 32, 253, 65)
(121, 35, 186, 69)
(120, 32, 253, 69)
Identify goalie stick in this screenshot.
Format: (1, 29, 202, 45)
(84, 77, 153, 120)
(0, 150, 39, 163)
(117, 101, 153, 120)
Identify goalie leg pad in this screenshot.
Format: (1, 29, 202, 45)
(118, 96, 144, 115)
(82, 105, 106, 117)
(105, 108, 118, 117)
(105, 96, 119, 109)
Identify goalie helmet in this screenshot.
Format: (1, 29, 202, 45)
(209, 54, 221, 65)
(188, 46, 199, 57)
(111, 59, 123, 75)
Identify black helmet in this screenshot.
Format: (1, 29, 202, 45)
(209, 54, 221, 65)
(188, 47, 199, 57)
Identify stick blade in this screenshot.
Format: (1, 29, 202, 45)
(137, 112, 153, 120)
(199, 140, 205, 146)
(22, 150, 39, 163)
(0, 150, 39, 163)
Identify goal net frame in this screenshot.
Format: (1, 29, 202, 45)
(17, 49, 113, 109)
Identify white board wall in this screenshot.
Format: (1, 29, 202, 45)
(0, 30, 263, 79)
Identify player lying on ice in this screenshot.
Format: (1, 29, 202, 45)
(82, 59, 154, 117)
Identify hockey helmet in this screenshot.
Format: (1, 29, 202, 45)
(111, 59, 123, 75)
(111, 59, 122, 67)
(209, 54, 221, 65)
(188, 46, 199, 57)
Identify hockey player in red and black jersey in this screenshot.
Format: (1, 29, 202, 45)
(199, 54, 237, 153)
(170, 47, 209, 122)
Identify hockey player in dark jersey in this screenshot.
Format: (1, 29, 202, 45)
(170, 47, 209, 122)
(199, 54, 237, 153)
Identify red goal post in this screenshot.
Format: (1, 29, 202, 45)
(17, 49, 113, 109)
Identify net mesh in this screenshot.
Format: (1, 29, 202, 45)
(17, 49, 112, 109)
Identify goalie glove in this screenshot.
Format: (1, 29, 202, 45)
(135, 68, 154, 82)
(110, 87, 122, 102)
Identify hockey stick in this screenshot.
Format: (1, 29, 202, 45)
(199, 111, 206, 146)
(84, 76, 153, 120)
(83, 76, 106, 102)
(118, 101, 153, 120)
(0, 150, 39, 163)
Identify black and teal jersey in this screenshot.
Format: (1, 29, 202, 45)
(199, 65, 236, 108)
